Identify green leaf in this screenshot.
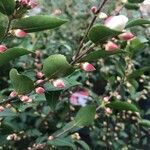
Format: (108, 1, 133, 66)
(0, 12, 8, 39)
(88, 24, 121, 44)
(124, 3, 139, 10)
(0, 0, 15, 15)
(126, 38, 145, 57)
(0, 109, 17, 117)
(106, 101, 139, 112)
(12, 15, 67, 32)
(9, 69, 34, 95)
(75, 140, 90, 150)
(79, 49, 121, 62)
(45, 91, 61, 111)
(75, 105, 96, 126)
(128, 0, 144, 3)
(42, 54, 72, 78)
(126, 19, 150, 28)
(48, 138, 76, 150)
(139, 119, 150, 128)
(0, 47, 32, 67)
(128, 66, 150, 79)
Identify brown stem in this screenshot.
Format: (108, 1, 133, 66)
(0, 18, 12, 44)
(74, 0, 109, 60)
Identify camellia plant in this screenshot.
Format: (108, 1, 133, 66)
(0, 0, 150, 149)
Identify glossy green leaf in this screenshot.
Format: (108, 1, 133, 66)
(139, 119, 150, 128)
(0, 12, 8, 39)
(9, 69, 34, 95)
(42, 54, 72, 78)
(48, 138, 76, 150)
(75, 140, 90, 150)
(126, 38, 145, 57)
(12, 15, 67, 32)
(0, 109, 17, 117)
(80, 49, 121, 62)
(124, 3, 139, 10)
(0, 48, 32, 67)
(128, 0, 144, 3)
(0, 0, 15, 15)
(128, 66, 150, 79)
(88, 24, 121, 44)
(45, 91, 61, 111)
(75, 105, 96, 126)
(126, 19, 150, 28)
(106, 101, 139, 112)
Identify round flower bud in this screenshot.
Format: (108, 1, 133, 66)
(104, 41, 119, 52)
(35, 87, 45, 94)
(9, 91, 17, 98)
(81, 62, 96, 72)
(91, 6, 97, 14)
(14, 29, 28, 38)
(118, 32, 134, 41)
(0, 106, 5, 112)
(20, 95, 32, 103)
(0, 45, 7, 53)
(52, 79, 65, 88)
(36, 71, 44, 79)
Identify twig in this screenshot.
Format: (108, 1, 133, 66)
(74, 0, 109, 60)
(0, 18, 12, 44)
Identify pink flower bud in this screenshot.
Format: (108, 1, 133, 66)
(36, 72, 44, 79)
(103, 96, 110, 102)
(81, 62, 96, 72)
(105, 15, 128, 31)
(53, 79, 65, 88)
(19, 0, 29, 5)
(105, 107, 113, 114)
(14, 29, 27, 38)
(118, 32, 134, 41)
(19, 0, 37, 9)
(20, 95, 32, 103)
(35, 87, 45, 94)
(36, 79, 44, 84)
(0, 106, 5, 112)
(9, 91, 17, 98)
(34, 63, 42, 69)
(0, 45, 7, 53)
(35, 50, 43, 58)
(5, 104, 12, 108)
(91, 6, 97, 14)
(52, 9, 62, 16)
(104, 41, 119, 52)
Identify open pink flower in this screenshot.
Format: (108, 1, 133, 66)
(70, 90, 90, 107)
